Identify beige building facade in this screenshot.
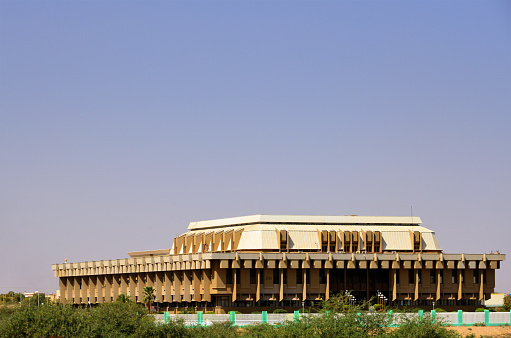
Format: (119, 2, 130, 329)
(52, 215, 505, 312)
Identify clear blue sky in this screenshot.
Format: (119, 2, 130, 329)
(1, 1, 510, 294)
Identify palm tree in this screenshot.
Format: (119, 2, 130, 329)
(115, 294, 132, 303)
(142, 286, 156, 313)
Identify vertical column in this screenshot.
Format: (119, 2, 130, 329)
(89, 276, 97, 304)
(302, 269, 307, 300)
(279, 269, 284, 302)
(183, 270, 191, 302)
(59, 278, 67, 304)
(392, 269, 397, 301)
(73, 276, 80, 304)
(137, 273, 146, 303)
(128, 274, 136, 301)
(256, 269, 261, 302)
(414, 269, 419, 301)
(203, 270, 211, 302)
(112, 275, 120, 301)
(173, 271, 182, 302)
(120, 274, 128, 297)
(97, 275, 105, 303)
(156, 272, 164, 303)
(66, 277, 73, 304)
(479, 270, 484, 301)
(105, 275, 112, 302)
(232, 269, 237, 302)
(193, 270, 201, 302)
(164, 271, 172, 302)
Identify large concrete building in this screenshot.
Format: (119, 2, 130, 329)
(52, 215, 505, 312)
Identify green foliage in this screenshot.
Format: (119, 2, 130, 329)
(178, 307, 195, 314)
(475, 308, 486, 312)
(143, 286, 156, 313)
(251, 311, 261, 314)
(434, 308, 447, 312)
(503, 294, 511, 311)
(389, 316, 461, 338)
(115, 293, 133, 303)
(373, 304, 383, 311)
(273, 309, 287, 314)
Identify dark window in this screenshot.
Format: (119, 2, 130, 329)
(250, 269, 256, 284)
(296, 269, 303, 284)
(260, 269, 264, 284)
(473, 270, 479, 284)
(439, 269, 443, 284)
(461, 270, 465, 284)
(226, 268, 233, 284)
(417, 270, 421, 284)
(283, 269, 287, 284)
(306, 269, 310, 284)
(483, 270, 487, 284)
(344, 242, 350, 252)
(396, 271, 400, 284)
(236, 269, 241, 284)
(408, 269, 415, 284)
(452, 269, 458, 284)
(319, 270, 326, 284)
(430, 269, 436, 284)
(273, 269, 280, 284)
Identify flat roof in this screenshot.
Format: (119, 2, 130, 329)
(188, 214, 422, 230)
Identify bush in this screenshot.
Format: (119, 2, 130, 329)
(475, 308, 486, 312)
(373, 304, 383, 311)
(390, 316, 461, 338)
(273, 309, 287, 314)
(251, 311, 261, 314)
(434, 308, 447, 312)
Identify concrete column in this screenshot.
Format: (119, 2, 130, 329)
(232, 269, 237, 302)
(97, 275, 105, 303)
(203, 270, 211, 302)
(73, 276, 80, 304)
(479, 270, 484, 301)
(414, 269, 419, 301)
(120, 274, 128, 297)
(302, 269, 307, 301)
(156, 272, 164, 303)
(436, 270, 441, 301)
(137, 273, 146, 303)
(105, 275, 112, 302)
(256, 269, 261, 302)
(89, 276, 97, 304)
(192, 270, 201, 302)
(183, 271, 191, 302)
(66, 277, 73, 304)
(392, 269, 397, 301)
(279, 269, 284, 302)
(173, 271, 182, 302)
(164, 271, 172, 302)
(112, 275, 120, 301)
(128, 274, 136, 301)
(59, 278, 67, 304)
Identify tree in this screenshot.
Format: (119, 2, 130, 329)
(115, 294, 133, 303)
(503, 294, 511, 311)
(142, 286, 155, 313)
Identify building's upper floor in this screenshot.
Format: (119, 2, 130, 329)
(171, 215, 441, 255)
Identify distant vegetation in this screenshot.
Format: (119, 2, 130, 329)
(0, 293, 481, 337)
